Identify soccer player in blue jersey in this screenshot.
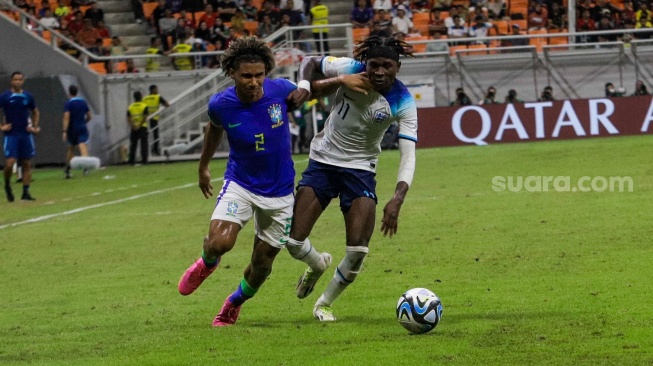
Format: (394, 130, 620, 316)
(62, 85, 92, 179)
(177, 36, 331, 327)
(289, 36, 419, 321)
(0, 71, 40, 202)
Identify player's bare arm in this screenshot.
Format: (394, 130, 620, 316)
(27, 107, 40, 134)
(198, 122, 224, 199)
(62, 111, 70, 142)
(381, 181, 409, 238)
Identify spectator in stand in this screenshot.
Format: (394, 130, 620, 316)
(597, 14, 618, 42)
(469, 15, 498, 44)
(159, 9, 178, 50)
(217, 0, 238, 22)
(178, 9, 196, 29)
(486, 0, 506, 20)
(466, 5, 487, 24)
(96, 19, 111, 38)
(392, 5, 415, 34)
(78, 19, 101, 48)
(54, 1, 71, 19)
(577, 9, 597, 43)
(224, 26, 239, 48)
(310, 0, 329, 53)
(447, 14, 467, 42)
(480, 86, 500, 104)
(200, 4, 219, 28)
(451, 87, 472, 106)
(633, 80, 650, 95)
(281, 0, 304, 26)
(636, 2, 652, 22)
(242, 0, 259, 21)
(196, 20, 213, 42)
(87, 37, 105, 56)
(426, 31, 449, 51)
(593, 0, 621, 24)
(501, 23, 528, 49)
(230, 8, 247, 33)
(14, 0, 33, 12)
(538, 85, 555, 101)
(124, 59, 140, 73)
(170, 0, 183, 13)
(38, 0, 51, 18)
(151, 0, 170, 34)
(212, 17, 229, 41)
(131, 0, 145, 24)
(528, 3, 548, 30)
(259, 0, 282, 25)
(183, 0, 204, 13)
(374, 8, 392, 29)
(576, 0, 593, 17)
(258, 14, 277, 38)
(412, 0, 430, 13)
(39, 9, 61, 29)
(444, 6, 463, 28)
(433, 0, 452, 11)
(373, 0, 393, 12)
(605, 82, 621, 97)
(84, 1, 104, 26)
(504, 89, 523, 103)
(351, 0, 374, 28)
(370, 20, 392, 37)
(620, 1, 636, 29)
(429, 7, 447, 37)
(548, 2, 567, 30)
(67, 11, 85, 34)
(110, 36, 128, 56)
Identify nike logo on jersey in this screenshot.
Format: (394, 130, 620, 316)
(228, 123, 242, 128)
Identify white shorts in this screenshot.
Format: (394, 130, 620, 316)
(211, 180, 293, 248)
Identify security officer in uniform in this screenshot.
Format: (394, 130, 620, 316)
(310, 0, 329, 53)
(127, 91, 149, 165)
(170, 41, 194, 70)
(142, 85, 170, 156)
(146, 37, 165, 72)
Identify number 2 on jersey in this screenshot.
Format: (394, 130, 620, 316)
(255, 133, 265, 151)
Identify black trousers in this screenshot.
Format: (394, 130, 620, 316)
(313, 32, 329, 54)
(129, 127, 149, 164)
(150, 119, 160, 155)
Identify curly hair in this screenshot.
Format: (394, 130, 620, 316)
(353, 35, 415, 62)
(220, 36, 276, 76)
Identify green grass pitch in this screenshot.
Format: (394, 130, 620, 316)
(1, 135, 652, 365)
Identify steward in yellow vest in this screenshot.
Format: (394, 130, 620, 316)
(142, 85, 170, 155)
(146, 37, 164, 72)
(127, 91, 150, 164)
(171, 42, 194, 70)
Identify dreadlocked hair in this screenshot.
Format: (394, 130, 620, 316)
(353, 35, 415, 62)
(221, 36, 276, 76)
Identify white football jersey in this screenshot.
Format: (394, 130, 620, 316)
(310, 56, 418, 173)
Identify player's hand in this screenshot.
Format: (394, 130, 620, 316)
(27, 126, 40, 135)
(340, 73, 373, 95)
(198, 167, 213, 199)
(286, 88, 310, 111)
(0, 123, 11, 132)
(62, 131, 67, 142)
(381, 198, 403, 238)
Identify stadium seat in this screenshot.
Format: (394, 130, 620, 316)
(529, 36, 547, 52)
(244, 21, 259, 35)
(413, 12, 430, 24)
(449, 44, 467, 56)
(88, 62, 107, 74)
(511, 19, 527, 30)
(414, 23, 429, 36)
(102, 38, 112, 47)
(115, 61, 128, 73)
(42, 30, 52, 43)
(494, 20, 509, 35)
(193, 11, 205, 21)
(467, 43, 488, 55)
(352, 27, 370, 42)
(407, 35, 428, 53)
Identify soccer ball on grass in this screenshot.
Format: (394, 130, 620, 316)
(396, 288, 443, 334)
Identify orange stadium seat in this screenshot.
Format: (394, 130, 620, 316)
(244, 21, 259, 35)
(494, 20, 509, 35)
(407, 35, 428, 53)
(467, 43, 488, 55)
(414, 23, 429, 36)
(413, 12, 430, 24)
(352, 27, 370, 42)
(449, 44, 467, 56)
(42, 30, 52, 43)
(142, 2, 158, 20)
(102, 38, 112, 47)
(114, 61, 128, 73)
(511, 19, 527, 30)
(88, 62, 107, 74)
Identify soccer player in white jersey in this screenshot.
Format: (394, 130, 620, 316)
(177, 37, 330, 327)
(289, 36, 418, 321)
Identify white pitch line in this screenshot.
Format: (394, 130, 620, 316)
(0, 178, 223, 230)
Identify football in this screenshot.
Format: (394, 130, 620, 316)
(396, 288, 443, 334)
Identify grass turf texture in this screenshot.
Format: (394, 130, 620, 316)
(1, 135, 652, 365)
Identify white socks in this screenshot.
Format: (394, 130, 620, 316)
(316, 246, 369, 307)
(287, 238, 327, 272)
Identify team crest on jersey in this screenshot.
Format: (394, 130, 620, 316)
(372, 108, 390, 124)
(268, 103, 284, 128)
(226, 201, 238, 216)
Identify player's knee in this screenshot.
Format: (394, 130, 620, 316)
(204, 233, 235, 256)
(346, 234, 371, 248)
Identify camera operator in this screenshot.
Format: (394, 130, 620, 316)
(538, 86, 555, 101)
(451, 87, 472, 106)
(480, 86, 500, 105)
(504, 89, 523, 104)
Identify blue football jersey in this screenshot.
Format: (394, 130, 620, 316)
(64, 97, 90, 133)
(207, 78, 297, 197)
(0, 90, 37, 136)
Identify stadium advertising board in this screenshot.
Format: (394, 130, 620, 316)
(416, 95, 653, 147)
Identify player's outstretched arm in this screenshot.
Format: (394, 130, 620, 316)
(381, 139, 416, 237)
(198, 122, 224, 199)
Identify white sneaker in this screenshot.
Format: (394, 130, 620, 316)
(313, 305, 336, 321)
(295, 252, 332, 299)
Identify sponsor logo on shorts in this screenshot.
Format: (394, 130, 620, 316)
(226, 200, 238, 217)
